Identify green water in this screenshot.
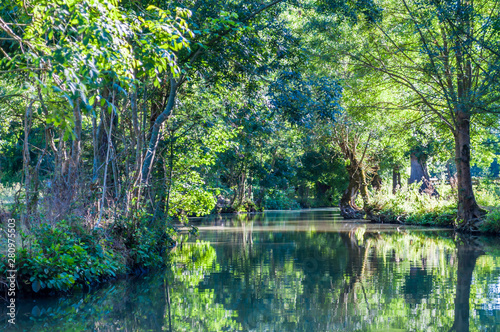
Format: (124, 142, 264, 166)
(5, 209, 500, 331)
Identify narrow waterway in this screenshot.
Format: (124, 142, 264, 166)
(7, 209, 500, 331)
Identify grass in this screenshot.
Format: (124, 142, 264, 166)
(367, 179, 500, 232)
(481, 207, 500, 233)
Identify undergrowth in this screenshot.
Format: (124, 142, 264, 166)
(263, 188, 301, 210)
(368, 180, 500, 231)
(0, 213, 181, 295)
(480, 207, 500, 233)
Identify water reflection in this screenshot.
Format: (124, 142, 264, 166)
(451, 239, 484, 332)
(4, 209, 500, 331)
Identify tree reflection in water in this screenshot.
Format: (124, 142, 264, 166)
(6, 210, 500, 331)
(450, 237, 484, 332)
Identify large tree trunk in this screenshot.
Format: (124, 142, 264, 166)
(409, 151, 438, 196)
(454, 112, 483, 231)
(409, 151, 427, 183)
(359, 168, 369, 207)
(340, 164, 367, 219)
(238, 171, 247, 204)
(452, 2, 483, 231)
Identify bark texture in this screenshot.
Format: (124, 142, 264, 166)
(409, 152, 438, 196)
(454, 112, 483, 231)
(339, 162, 368, 219)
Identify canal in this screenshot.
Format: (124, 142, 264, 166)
(10, 209, 500, 331)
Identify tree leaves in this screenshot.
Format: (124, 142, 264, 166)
(268, 71, 343, 126)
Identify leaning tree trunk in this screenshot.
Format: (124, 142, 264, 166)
(142, 79, 177, 184)
(409, 151, 438, 196)
(340, 164, 368, 219)
(454, 112, 483, 231)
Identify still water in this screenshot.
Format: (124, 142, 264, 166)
(8, 209, 500, 331)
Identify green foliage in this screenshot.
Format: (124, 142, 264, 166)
(5, 220, 124, 293)
(481, 207, 500, 233)
(0, 213, 185, 294)
(123, 224, 165, 268)
(109, 211, 174, 268)
(269, 72, 343, 126)
(0, 119, 23, 183)
(19, 0, 192, 85)
(295, 147, 348, 207)
(233, 198, 260, 213)
(475, 179, 500, 208)
(367, 178, 500, 232)
(369, 183, 457, 226)
(263, 189, 301, 210)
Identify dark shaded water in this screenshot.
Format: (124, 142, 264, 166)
(4, 208, 500, 331)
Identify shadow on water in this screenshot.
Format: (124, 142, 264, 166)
(3, 208, 500, 331)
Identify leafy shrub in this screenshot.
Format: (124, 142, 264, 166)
(6, 221, 125, 294)
(124, 225, 165, 268)
(480, 207, 500, 233)
(475, 179, 500, 208)
(369, 179, 500, 231)
(109, 211, 177, 270)
(0, 214, 179, 294)
(369, 183, 456, 226)
(233, 199, 259, 213)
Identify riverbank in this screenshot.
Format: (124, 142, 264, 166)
(4, 209, 500, 331)
(0, 218, 177, 296)
(365, 182, 500, 234)
(3, 180, 499, 297)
